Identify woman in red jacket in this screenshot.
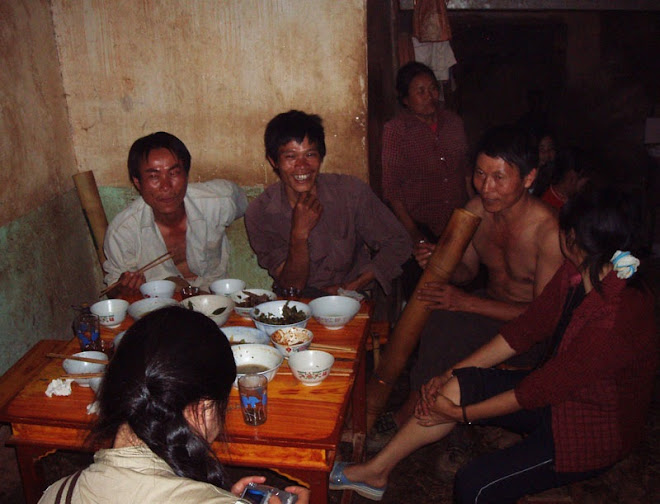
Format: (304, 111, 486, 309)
(330, 185, 657, 502)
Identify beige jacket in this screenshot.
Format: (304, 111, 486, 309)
(38, 445, 241, 504)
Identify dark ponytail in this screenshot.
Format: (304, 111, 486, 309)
(559, 184, 645, 291)
(93, 306, 236, 489)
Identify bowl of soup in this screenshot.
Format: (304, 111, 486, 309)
(231, 343, 283, 388)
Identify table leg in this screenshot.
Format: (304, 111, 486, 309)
(287, 468, 329, 504)
(15, 445, 51, 504)
(351, 348, 367, 441)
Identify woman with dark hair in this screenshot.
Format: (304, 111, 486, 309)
(330, 185, 657, 502)
(381, 61, 471, 299)
(39, 307, 309, 504)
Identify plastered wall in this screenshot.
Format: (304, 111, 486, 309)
(0, 0, 100, 374)
(0, 0, 368, 375)
(51, 0, 368, 187)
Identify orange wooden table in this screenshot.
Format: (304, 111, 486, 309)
(0, 303, 371, 504)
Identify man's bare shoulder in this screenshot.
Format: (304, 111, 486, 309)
(527, 196, 560, 238)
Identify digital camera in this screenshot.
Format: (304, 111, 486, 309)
(240, 483, 298, 504)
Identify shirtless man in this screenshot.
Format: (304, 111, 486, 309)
(103, 132, 247, 294)
(386, 125, 565, 428)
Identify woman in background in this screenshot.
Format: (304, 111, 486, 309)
(381, 61, 471, 299)
(39, 307, 309, 504)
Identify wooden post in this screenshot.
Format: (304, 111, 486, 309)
(73, 171, 108, 267)
(366, 208, 481, 430)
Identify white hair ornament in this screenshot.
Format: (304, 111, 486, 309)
(610, 250, 640, 279)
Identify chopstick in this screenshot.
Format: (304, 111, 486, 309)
(47, 353, 108, 365)
(309, 343, 356, 353)
(99, 251, 174, 296)
(61, 373, 105, 379)
(278, 370, 353, 377)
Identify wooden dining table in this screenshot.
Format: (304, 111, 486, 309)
(0, 296, 372, 504)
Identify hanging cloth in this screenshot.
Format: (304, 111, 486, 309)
(413, 0, 452, 42)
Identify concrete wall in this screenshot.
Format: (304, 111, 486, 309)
(51, 0, 368, 187)
(0, 0, 368, 375)
(0, 0, 101, 374)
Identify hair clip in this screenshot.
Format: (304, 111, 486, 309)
(610, 250, 640, 279)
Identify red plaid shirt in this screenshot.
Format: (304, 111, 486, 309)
(502, 261, 658, 472)
(382, 109, 469, 237)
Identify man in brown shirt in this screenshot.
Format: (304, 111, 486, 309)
(245, 110, 411, 298)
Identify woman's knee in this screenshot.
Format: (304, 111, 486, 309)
(441, 376, 461, 405)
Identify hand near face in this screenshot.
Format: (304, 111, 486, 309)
(416, 282, 471, 312)
(290, 192, 323, 240)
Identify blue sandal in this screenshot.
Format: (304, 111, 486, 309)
(329, 461, 386, 501)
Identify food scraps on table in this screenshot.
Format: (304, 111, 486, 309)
(45, 378, 73, 397)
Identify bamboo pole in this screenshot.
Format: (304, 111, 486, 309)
(73, 171, 108, 267)
(366, 208, 481, 430)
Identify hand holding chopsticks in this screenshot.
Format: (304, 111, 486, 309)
(99, 251, 174, 297)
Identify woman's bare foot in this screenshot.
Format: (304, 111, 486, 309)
(342, 463, 389, 489)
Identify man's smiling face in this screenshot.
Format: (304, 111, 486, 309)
(270, 136, 322, 201)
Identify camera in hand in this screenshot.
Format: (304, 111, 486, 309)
(240, 483, 298, 504)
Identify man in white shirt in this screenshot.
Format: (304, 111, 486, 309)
(103, 132, 247, 294)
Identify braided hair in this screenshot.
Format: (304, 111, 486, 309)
(94, 306, 236, 488)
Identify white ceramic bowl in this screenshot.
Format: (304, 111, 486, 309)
(62, 351, 108, 387)
(128, 297, 179, 320)
(182, 294, 234, 326)
(210, 278, 246, 297)
(90, 299, 129, 328)
(250, 300, 311, 336)
(139, 279, 176, 299)
(308, 295, 361, 330)
(221, 326, 270, 346)
(270, 327, 314, 358)
(230, 289, 277, 318)
(288, 350, 335, 386)
(231, 343, 284, 388)
(113, 330, 126, 349)
(89, 376, 103, 395)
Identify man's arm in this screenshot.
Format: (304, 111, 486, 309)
(416, 283, 529, 321)
(352, 182, 412, 294)
(390, 199, 428, 243)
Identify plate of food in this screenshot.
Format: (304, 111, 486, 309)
(230, 289, 277, 318)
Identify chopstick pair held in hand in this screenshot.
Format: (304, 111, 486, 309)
(99, 251, 173, 296)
